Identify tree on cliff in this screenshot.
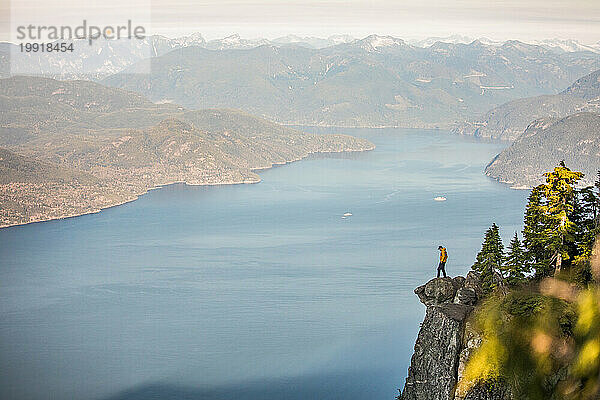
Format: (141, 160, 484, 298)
(523, 162, 584, 278)
(578, 171, 600, 226)
(523, 185, 553, 278)
(572, 171, 600, 285)
(576, 171, 600, 246)
(540, 161, 583, 275)
(472, 223, 505, 294)
(503, 232, 528, 286)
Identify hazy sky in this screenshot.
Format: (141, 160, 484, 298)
(3, 0, 600, 43)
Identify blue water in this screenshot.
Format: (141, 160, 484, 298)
(0, 128, 529, 400)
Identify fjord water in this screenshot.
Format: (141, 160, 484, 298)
(0, 128, 528, 400)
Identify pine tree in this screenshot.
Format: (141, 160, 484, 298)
(502, 232, 528, 286)
(574, 186, 597, 258)
(539, 161, 583, 275)
(571, 170, 600, 285)
(522, 185, 552, 278)
(472, 223, 505, 294)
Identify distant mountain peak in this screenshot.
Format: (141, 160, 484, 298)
(222, 34, 241, 42)
(272, 34, 354, 49)
(501, 40, 544, 53)
(204, 34, 270, 50)
(358, 34, 406, 51)
(534, 38, 600, 54)
(412, 34, 474, 47)
(170, 32, 206, 47)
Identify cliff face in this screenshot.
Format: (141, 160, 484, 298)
(400, 273, 510, 400)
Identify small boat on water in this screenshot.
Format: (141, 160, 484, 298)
(342, 212, 353, 219)
(434, 196, 447, 202)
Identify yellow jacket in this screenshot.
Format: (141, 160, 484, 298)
(440, 247, 448, 262)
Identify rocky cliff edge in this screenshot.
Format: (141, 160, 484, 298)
(399, 272, 510, 400)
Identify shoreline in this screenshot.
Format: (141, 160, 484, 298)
(485, 173, 595, 191)
(0, 145, 375, 230)
(279, 121, 452, 130)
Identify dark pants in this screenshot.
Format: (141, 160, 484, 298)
(437, 262, 447, 278)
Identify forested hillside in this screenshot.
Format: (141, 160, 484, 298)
(0, 76, 373, 227)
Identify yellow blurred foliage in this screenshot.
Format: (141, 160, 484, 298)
(458, 237, 600, 399)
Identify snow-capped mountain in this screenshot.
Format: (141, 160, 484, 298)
(355, 34, 406, 51)
(204, 34, 270, 50)
(169, 32, 206, 47)
(2, 32, 600, 82)
(328, 34, 355, 46)
(533, 39, 600, 54)
(272, 34, 354, 49)
(411, 35, 475, 47)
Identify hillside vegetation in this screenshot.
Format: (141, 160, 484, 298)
(0, 76, 373, 228)
(485, 113, 600, 187)
(452, 69, 600, 188)
(456, 69, 600, 141)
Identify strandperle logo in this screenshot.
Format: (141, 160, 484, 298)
(15, 20, 146, 45)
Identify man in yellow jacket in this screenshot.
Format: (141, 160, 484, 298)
(437, 246, 448, 278)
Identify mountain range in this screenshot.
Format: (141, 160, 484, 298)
(3, 33, 600, 129)
(100, 36, 600, 128)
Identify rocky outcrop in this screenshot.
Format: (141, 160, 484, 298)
(400, 272, 510, 400)
(414, 276, 466, 306)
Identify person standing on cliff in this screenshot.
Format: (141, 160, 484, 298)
(437, 246, 448, 278)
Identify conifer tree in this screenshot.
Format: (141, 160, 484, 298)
(472, 223, 505, 294)
(574, 187, 597, 258)
(572, 170, 600, 284)
(522, 185, 552, 278)
(502, 232, 528, 286)
(540, 161, 583, 275)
